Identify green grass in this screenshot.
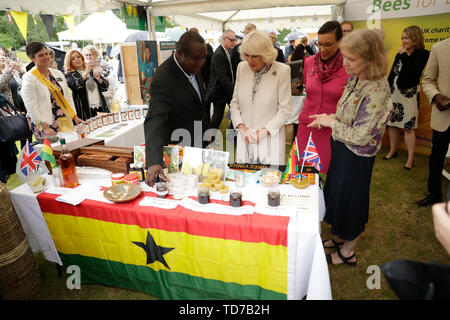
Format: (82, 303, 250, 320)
(5, 113, 450, 300)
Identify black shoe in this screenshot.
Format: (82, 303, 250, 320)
(404, 160, 414, 170)
(417, 194, 441, 207)
(383, 151, 398, 160)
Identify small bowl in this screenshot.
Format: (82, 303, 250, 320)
(259, 168, 282, 187)
(37, 135, 59, 144)
(291, 177, 310, 189)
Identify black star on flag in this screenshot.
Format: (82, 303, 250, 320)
(132, 231, 174, 270)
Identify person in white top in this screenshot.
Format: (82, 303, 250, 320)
(230, 30, 292, 165)
(21, 42, 82, 138)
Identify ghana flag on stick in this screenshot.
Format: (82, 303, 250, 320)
(40, 137, 57, 167)
(37, 191, 290, 299)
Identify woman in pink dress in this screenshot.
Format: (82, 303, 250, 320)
(296, 21, 350, 173)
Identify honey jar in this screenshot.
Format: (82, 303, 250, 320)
(124, 173, 139, 185)
(111, 173, 125, 185)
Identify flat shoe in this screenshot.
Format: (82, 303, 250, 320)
(383, 151, 397, 160)
(326, 248, 357, 267)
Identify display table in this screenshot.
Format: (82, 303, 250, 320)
(9, 172, 331, 300)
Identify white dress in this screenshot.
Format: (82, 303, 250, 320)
(230, 61, 292, 166)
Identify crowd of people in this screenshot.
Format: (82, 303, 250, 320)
(0, 19, 448, 269)
(142, 21, 449, 268)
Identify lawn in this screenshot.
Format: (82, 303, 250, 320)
(4, 115, 450, 300)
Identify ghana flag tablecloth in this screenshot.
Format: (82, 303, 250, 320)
(37, 190, 297, 300)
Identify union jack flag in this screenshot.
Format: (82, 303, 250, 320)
(301, 136, 322, 172)
(19, 142, 42, 176)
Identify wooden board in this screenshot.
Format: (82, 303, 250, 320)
(120, 42, 143, 105)
(53, 139, 104, 165)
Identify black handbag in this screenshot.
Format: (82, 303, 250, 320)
(0, 93, 32, 143)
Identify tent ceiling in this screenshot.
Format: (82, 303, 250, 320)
(0, 0, 343, 17)
(147, 0, 345, 16)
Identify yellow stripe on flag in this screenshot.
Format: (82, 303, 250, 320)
(43, 212, 287, 294)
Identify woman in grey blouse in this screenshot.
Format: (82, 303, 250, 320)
(308, 29, 393, 267)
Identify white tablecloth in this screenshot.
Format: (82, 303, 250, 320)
(9, 173, 331, 300)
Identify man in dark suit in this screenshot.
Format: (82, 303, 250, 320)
(206, 30, 237, 130)
(229, 23, 256, 79)
(144, 31, 209, 186)
(268, 31, 285, 63)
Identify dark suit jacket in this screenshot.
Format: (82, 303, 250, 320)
(65, 70, 109, 120)
(206, 45, 234, 103)
(229, 43, 242, 80)
(201, 43, 214, 90)
(275, 46, 285, 63)
(144, 54, 210, 168)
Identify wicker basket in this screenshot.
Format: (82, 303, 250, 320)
(0, 182, 41, 299)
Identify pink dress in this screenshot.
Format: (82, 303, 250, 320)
(296, 53, 349, 173)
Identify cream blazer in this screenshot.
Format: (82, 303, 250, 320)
(21, 67, 76, 125)
(422, 38, 450, 132)
(230, 61, 292, 165)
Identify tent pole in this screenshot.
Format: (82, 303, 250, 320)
(146, 5, 157, 41)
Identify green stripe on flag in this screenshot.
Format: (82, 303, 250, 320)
(60, 253, 286, 300)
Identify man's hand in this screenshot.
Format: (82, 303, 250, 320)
(145, 164, 168, 187)
(432, 202, 450, 256)
(434, 94, 450, 112)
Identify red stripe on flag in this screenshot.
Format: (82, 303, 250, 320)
(37, 191, 289, 247)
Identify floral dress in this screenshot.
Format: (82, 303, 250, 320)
(30, 73, 67, 139)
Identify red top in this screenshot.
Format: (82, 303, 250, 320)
(296, 53, 350, 173)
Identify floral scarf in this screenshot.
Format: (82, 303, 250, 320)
(313, 50, 344, 83)
(252, 64, 270, 102)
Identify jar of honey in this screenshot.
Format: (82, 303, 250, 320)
(111, 173, 125, 185)
(124, 173, 139, 185)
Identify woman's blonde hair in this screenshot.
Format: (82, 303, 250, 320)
(82, 45, 99, 59)
(64, 49, 86, 73)
(340, 29, 388, 80)
(403, 25, 425, 50)
(239, 30, 277, 65)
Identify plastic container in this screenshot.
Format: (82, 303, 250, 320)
(124, 173, 140, 185)
(111, 173, 125, 185)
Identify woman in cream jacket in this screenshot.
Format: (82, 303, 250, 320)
(230, 30, 292, 166)
(21, 42, 82, 138)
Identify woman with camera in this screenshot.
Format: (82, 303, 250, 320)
(64, 45, 109, 121)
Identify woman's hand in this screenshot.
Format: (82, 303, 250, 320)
(42, 124, 57, 136)
(255, 128, 269, 143)
(73, 115, 83, 125)
(237, 124, 256, 145)
(308, 113, 336, 129)
(398, 46, 407, 55)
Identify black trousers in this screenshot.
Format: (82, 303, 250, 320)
(210, 100, 228, 130)
(428, 127, 450, 198)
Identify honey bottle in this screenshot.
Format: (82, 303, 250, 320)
(59, 138, 79, 188)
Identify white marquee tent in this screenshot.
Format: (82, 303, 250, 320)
(57, 10, 136, 43)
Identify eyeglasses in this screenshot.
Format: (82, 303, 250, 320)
(317, 42, 337, 48)
(226, 37, 237, 42)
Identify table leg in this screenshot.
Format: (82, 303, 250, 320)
(56, 264, 63, 278)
